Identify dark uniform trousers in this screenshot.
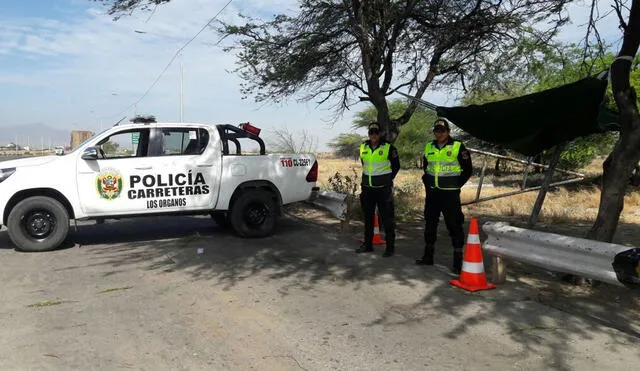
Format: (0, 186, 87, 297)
(360, 185, 395, 250)
(424, 187, 465, 251)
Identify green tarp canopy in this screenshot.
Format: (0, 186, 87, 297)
(431, 73, 620, 156)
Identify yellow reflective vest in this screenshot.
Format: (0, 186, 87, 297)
(360, 142, 392, 187)
(424, 141, 463, 190)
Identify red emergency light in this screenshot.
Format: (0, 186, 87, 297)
(239, 122, 261, 136)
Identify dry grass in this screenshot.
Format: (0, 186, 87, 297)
(317, 158, 423, 190)
(317, 157, 640, 225)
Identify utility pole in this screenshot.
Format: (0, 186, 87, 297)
(180, 50, 184, 122)
(135, 29, 185, 122)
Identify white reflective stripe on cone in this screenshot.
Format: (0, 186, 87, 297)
(466, 234, 481, 245)
(374, 226, 380, 233)
(462, 261, 485, 274)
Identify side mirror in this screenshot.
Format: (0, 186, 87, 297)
(81, 147, 99, 160)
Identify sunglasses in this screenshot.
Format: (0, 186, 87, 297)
(368, 129, 380, 135)
(433, 127, 447, 133)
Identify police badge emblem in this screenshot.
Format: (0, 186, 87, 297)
(96, 168, 123, 200)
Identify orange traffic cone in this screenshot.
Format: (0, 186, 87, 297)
(358, 214, 386, 245)
(450, 218, 496, 292)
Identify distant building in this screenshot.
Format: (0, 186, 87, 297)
(70, 131, 94, 149)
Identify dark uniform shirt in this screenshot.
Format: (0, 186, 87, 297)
(360, 139, 401, 186)
(422, 137, 472, 188)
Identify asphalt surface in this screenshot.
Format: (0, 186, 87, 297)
(0, 214, 638, 370)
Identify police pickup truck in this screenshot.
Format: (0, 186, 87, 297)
(0, 122, 318, 252)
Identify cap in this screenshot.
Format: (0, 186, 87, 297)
(433, 119, 450, 131)
(367, 122, 381, 131)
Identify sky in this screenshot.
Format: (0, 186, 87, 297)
(0, 0, 627, 151)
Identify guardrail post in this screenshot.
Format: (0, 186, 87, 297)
(491, 256, 507, 283)
(340, 194, 354, 232)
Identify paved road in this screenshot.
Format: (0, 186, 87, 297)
(0, 215, 638, 370)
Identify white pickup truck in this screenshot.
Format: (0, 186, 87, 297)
(0, 122, 318, 252)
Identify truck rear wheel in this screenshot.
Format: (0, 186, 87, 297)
(229, 190, 277, 238)
(7, 196, 70, 252)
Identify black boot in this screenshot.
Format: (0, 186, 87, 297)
(356, 243, 374, 253)
(415, 245, 434, 265)
(382, 242, 394, 257)
(452, 248, 463, 274)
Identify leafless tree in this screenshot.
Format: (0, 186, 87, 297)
(268, 126, 318, 154)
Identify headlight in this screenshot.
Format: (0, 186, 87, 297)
(0, 168, 16, 183)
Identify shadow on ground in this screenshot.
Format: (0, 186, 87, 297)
(1, 208, 638, 370)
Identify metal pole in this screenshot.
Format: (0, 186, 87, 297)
(461, 177, 584, 205)
(521, 157, 532, 190)
(179, 50, 184, 122)
(475, 156, 488, 202)
(492, 256, 507, 284)
(467, 147, 584, 178)
(527, 142, 567, 228)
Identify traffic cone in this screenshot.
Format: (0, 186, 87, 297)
(450, 218, 496, 292)
(358, 214, 386, 245)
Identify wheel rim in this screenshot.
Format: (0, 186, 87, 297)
(243, 202, 269, 227)
(21, 209, 56, 240)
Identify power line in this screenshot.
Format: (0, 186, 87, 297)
(107, 0, 234, 120)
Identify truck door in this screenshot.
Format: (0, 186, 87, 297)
(138, 126, 221, 212)
(76, 127, 153, 215)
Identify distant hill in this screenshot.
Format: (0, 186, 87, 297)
(0, 123, 86, 149)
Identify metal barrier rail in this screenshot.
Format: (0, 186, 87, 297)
(482, 222, 636, 287)
(308, 190, 348, 220)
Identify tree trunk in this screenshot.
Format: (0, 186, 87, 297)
(376, 101, 397, 143)
(587, 0, 640, 242)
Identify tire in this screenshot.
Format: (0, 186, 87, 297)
(210, 212, 231, 228)
(229, 190, 278, 238)
(7, 196, 70, 252)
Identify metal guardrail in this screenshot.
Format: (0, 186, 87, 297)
(308, 190, 348, 220)
(482, 222, 637, 287)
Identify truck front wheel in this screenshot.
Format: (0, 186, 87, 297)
(7, 196, 70, 252)
(229, 190, 277, 238)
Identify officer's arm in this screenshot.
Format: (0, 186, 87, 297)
(421, 154, 428, 185)
(458, 143, 473, 186)
(389, 145, 400, 179)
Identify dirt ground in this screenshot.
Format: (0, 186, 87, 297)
(1, 212, 639, 370)
(284, 203, 640, 339)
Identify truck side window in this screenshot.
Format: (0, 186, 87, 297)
(96, 129, 149, 159)
(160, 128, 209, 156)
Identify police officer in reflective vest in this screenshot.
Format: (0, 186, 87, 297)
(357, 122, 400, 257)
(416, 118, 472, 273)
